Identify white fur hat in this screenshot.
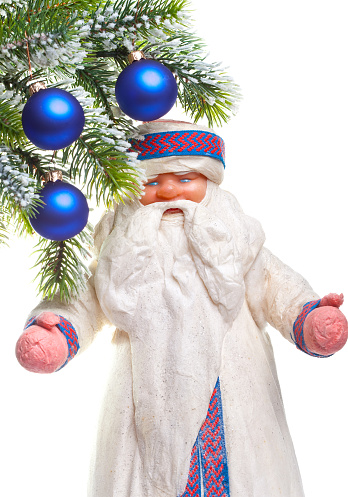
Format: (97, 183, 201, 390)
(131, 120, 225, 184)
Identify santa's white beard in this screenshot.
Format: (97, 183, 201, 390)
(94, 186, 246, 496)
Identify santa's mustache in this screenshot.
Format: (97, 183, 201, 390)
(128, 199, 200, 237)
(139, 198, 198, 217)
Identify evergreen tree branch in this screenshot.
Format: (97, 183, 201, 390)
(63, 131, 143, 206)
(81, 0, 240, 126)
(0, 145, 43, 236)
(32, 222, 93, 302)
(0, 99, 27, 147)
(0, 206, 10, 246)
(13, 146, 54, 182)
(0, 0, 241, 301)
(74, 60, 119, 121)
(142, 35, 241, 126)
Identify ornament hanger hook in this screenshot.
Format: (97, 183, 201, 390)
(25, 14, 46, 94)
(24, 31, 33, 80)
(132, 0, 141, 48)
(128, 50, 146, 64)
(28, 81, 47, 96)
(44, 170, 63, 183)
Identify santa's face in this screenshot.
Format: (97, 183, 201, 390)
(139, 172, 207, 214)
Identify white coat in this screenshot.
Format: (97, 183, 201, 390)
(28, 182, 319, 497)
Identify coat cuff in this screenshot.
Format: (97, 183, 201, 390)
(291, 300, 332, 358)
(25, 315, 80, 369)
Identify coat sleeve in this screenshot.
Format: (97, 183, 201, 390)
(25, 209, 116, 355)
(25, 259, 112, 354)
(244, 247, 320, 343)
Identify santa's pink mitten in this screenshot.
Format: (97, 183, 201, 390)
(16, 312, 71, 373)
(303, 294, 348, 356)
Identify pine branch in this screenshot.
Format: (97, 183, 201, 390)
(13, 146, 55, 182)
(0, 0, 241, 302)
(141, 34, 241, 126)
(0, 146, 41, 209)
(0, 99, 27, 147)
(81, 1, 240, 127)
(0, 145, 43, 236)
(85, 0, 189, 59)
(0, 207, 10, 246)
(0, 1, 91, 78)
(1, 0, 96, 42)
(63, 131, 143, 206)
(32, 223, 93, 302)
(74, 60, 119, 121)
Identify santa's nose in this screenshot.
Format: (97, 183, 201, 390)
(156, 182, 182, 200)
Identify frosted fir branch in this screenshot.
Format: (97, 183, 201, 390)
(29, 36, 88, 71)
(88, 116, 114, 125)
(33, 224, 94, 303)
(0, 212, 9, 245)
(83, 0, 190, 56)
(85, 1, 186, 33)
(0, 0, 241, 301)
(68, 85, 116, 128)
(57, 85, 144, 198)
(0, 52, 28, 74)
(84, 107, 105, 115)
(0, 0, 26, 5)
(0, 82, 23, 107)
(139, 33, 241, 125)
(0, 147, 40, 209)
(144, 34, 239, 84)
(145, 40, 237, 91)
(101, 136, 116, 145)
(0, 30, 89, 75)
(52, 77, 75, 87)
(0, 0, 26, 16)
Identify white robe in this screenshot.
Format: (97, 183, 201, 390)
(28, 183, 319, 497)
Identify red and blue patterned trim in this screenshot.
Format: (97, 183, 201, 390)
(25, 315, 80, 369)
(180, 378, 230, 497)
(24, 316, 37, 329)
(291, 300, 332, 358)
(56, 315, 80, 368)
(181, 439, 201, 497)
(130, 130, 225, 167)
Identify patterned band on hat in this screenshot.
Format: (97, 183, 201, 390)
(130, 130, 225, 167)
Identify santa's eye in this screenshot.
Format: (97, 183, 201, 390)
(145, 181, 158, 186)
(180, 178, 191, 183)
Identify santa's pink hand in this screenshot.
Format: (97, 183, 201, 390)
(319, 293, 344, 308)
(303, 305, 348, 356)
(16, 312, 68, 374)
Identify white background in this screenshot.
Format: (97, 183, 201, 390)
(1, 1, 348, 496)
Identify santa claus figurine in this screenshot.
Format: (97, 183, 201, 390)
(16, 120, 348, 497)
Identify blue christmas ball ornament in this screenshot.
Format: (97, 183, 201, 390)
(30, 181, 89, 241)
(22, 88, 85, 150)
(115, 59, 178, 121)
